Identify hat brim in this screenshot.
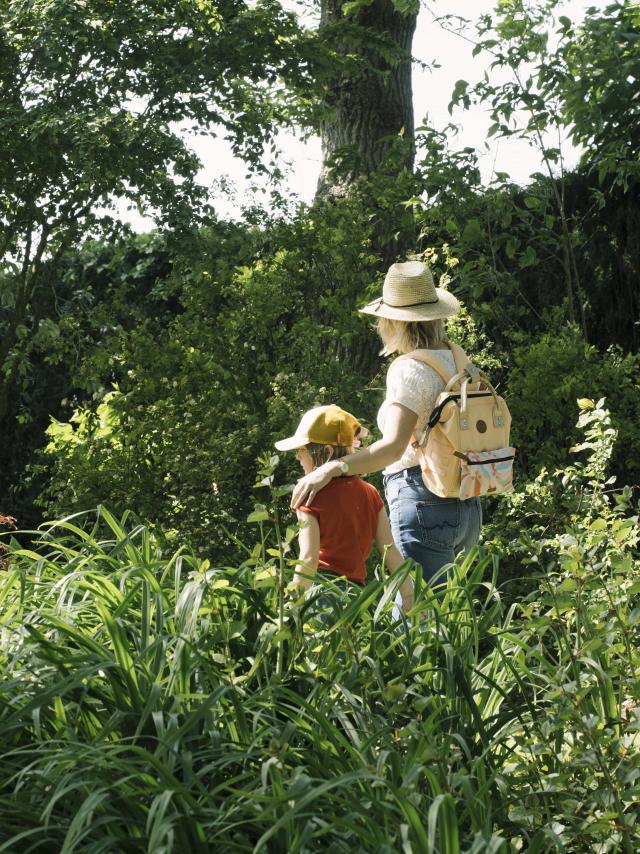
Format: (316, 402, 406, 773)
(359, 288, 460, 321)
(274, 435, 309, 451)
(275, 424, 369, 451)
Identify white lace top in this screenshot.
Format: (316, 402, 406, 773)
(377, 349, 456, 475)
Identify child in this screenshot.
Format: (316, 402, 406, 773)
(275, 404, 414, 613)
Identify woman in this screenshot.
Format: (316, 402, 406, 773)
(291, 260, 482, 588)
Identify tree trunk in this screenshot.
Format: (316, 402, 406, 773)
(316, 0, 417, 198)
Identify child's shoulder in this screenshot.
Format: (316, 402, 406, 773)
(330, 476, 383, 502)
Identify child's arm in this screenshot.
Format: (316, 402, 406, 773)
(294, 510, 320, 591)
(375, 508, 414, 613)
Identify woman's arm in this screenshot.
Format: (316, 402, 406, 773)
(291, 402, 417, 509)
(375, 508, 414, 612)
(293, 510, 320, 591)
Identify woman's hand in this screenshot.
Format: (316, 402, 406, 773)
(291, 462, 338, 509)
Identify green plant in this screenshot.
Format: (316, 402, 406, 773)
(0, 495, 528, 851)
(486, 399, 640, 851)
(5, 397, 640, 850)
(506, 326, 640, 484)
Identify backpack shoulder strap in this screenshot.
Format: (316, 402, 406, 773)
(448, 343, 484, 386)
(448, 342, 470, 375)
(397, 344, 484, 395)
(394, 349, 455, 385)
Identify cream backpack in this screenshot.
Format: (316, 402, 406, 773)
(396, 344, 515, 499)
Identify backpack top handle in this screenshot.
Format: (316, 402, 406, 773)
(456, 374, 505, 430)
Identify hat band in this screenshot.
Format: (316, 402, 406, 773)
(374, 296, 439, 312)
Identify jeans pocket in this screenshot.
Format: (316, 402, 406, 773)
(416, 500, 461, 549)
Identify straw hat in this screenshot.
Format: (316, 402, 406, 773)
(359, 260, 460, 321)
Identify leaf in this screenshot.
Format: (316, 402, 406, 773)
(390, 0, 420, 14)
(461, 218, 482, 244)
(342, 0, 374, 14)
(451, 79, 468, 103)
(505, 237, 518, 258)
(524, 195, 543, 211)
(519, 246, 537, 268)
(598, 161, 610, 184)
(254, 568, 277, 586)
(247, 508, 270, 523)
(272, 485, 293, 498)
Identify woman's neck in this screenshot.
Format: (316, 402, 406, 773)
(411, 342, 451, 352)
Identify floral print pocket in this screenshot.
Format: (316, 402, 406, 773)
(457, 447, 515, 500)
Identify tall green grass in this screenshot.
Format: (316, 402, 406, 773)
(0, 496, 638, 852)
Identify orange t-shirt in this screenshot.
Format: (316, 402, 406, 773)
(300, 477, 384, 585)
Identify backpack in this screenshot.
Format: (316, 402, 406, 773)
(395, 343, 515, 499)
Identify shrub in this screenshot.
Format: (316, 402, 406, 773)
(2, 407, 640, 851)
(0, 505, 522, 852)
(507, 326, 640, 484)
(34, 198, 387, 555)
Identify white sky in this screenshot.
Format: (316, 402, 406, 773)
(123, 0, 609, 229)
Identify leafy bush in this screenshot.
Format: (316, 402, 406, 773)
(34, 198, 387, 556)
(0, 507, 521, 852)
(484, 400, 640, 851)
(17, 115, 640, 547)
(506, 326, 640, 483)
(3, 401, 640, 851)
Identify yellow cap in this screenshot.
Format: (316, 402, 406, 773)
(275, 405, 364, 451)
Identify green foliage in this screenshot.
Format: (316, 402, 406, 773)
(0, 507, 522, 851)
(442, 0, 640, 336)
(35, 198, 387, 557)
(0, 231, 181, 529)
(557, 2, 640, 188)
(455, 0, 640, 190)
(33, 154, 640, 553)
(482, 401, 640, 851)
(2, 403, 639, 851)
(412, 125, 583, 340)
(2, 0, 327, 519)
(506, 327, 640, 482)
(6, 0, 640, 537)
(485, 396, 639, 590)
(4, 3, 640, 843)
(411, 119, 639, 349)
(0, 0, 322, 423)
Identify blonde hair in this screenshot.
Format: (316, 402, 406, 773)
(377, 317, 448, 356)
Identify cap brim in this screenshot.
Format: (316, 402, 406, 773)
(274, 436, 309, 451)
(359, 289, 460, 321)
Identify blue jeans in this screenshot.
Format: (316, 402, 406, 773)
(383, 466, 482, 587)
